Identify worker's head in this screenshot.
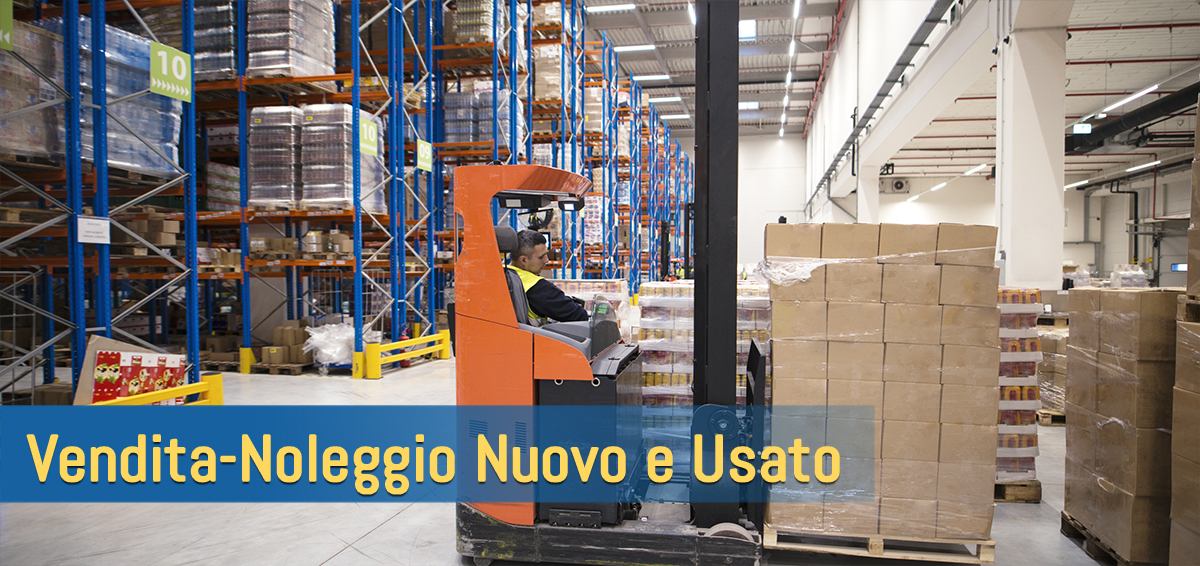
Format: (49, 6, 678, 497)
(512, 229, 549, 273)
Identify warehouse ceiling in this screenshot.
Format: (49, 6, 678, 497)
(584, 0, 839, 135)
(891, 0, 1200, 180)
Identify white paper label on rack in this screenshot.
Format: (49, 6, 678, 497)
(77, 216, 111, 244)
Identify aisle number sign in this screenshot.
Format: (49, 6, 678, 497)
(151, 42, 192, 103)
(360, 121, 379, 157)
(417, 140, 433, 172)
(1, 0, 13, 52)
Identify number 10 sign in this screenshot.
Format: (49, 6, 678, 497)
(151, 42, 192, 103)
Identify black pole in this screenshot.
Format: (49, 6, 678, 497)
(659, 221, 670, 279)
(691, 0, 739, 530)
(684, 203, 694, 279)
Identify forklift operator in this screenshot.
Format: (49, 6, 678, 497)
(506, 229, 590, 325)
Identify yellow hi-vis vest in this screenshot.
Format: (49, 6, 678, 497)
(506, 265, 547, 326)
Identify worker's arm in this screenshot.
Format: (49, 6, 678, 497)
(526, 280, 590, 322)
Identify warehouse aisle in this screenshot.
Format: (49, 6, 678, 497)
(1, 361, 1105, 566)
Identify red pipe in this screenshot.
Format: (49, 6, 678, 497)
(1068, 57, 1199, 65)
(802, 0, 847, 139)
(1068, 22, 1200, 32)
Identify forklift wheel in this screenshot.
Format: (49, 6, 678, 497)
(472, 558, 493, 566)
(703, 522, 755, 543)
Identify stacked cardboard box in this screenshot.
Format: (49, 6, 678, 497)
(113, 216, 181, 248)
(248, 237, 299, 259)
(263, 320, 313, 365)
(204, 335, 241, 362)
(1037, 328, 1069, 412)
(1065, 287, 1181, 564)
(763, 222, 1000, 541)
(997, 288, 1043, 484)
(1174, 322, 1200, 564)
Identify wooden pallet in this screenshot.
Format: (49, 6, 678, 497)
(0, 153, 59, 170)
(1178, 295, 1200, 322)
(995, 480, 1041, 503)
(763, 527, 995, 565)
(1037, 314, 1069, 327)
(200, 360, 240, 372)
(251, 362, 310, 375)
(198, 265, 241, 273)
(1060, 511, 1159, 566)
(1037, 409, 1066, 427)
(111, 246, 149, 256)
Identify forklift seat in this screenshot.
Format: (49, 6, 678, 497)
(495, 226, 531, 325)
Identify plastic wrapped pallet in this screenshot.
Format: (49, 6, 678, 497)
(33, 17, 183, 176)
(195, 0, 237, 81)
(997, 288, 1042, 484)
(533, 44, 561, 101)
(246, 0, 335, 78)
(205, 162, 241, 211)
(1037, 327, 1068, 412)
(1174, 321, 1200, 566)
(247, 106, 302, 207)
(1064, 287, 1182, 565)
(298, 104, 386, 212)
(444, 91, 479, 144)
(760, 222, 1000, 542)
(0, 21, 63, 160)
(475, 83, 525, 151)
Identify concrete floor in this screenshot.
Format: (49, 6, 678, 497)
(1, 360, 1106, 566)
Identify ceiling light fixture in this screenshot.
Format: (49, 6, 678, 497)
(1064, 179, 1089, 190)
(780, 112, 787, 124)
(615, 44, 656, 52)
(964, 163, 989, 176)
(782, 94, 789, 107)
(785, 71, 793, 86)
(793, 0, 801, 19)
(586, 3, 636, 13)
(633, 74, 671, 81)
(648, 96, 682, 103)
(906, 193, 921, 203)
(779, 127, 785, 137)
(739, 20, 757, 41)
(738, 101, 759, 110)
(930, 182, 948, 192)
(661, 114, 691, 120)
(1102, 84, 1159, 113)
(788, 40, 796, 57)
(688, 2, 696, 25)
(1125, 160, 1162, 173)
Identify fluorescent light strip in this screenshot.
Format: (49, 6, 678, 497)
(688, 2, 696, 25)
(615, 44, 656, 52)
(964, 163, 989, 175)
(648, 96, 682, 103)
(788, 40, 795, 57)
(661, 114, 690, 120)
(793, 0, 801, 19)
(782, 94, 789, 107)
(1064, 179, 1090, 190)
(930, 182, 948, 192)
(586, 3, 636, 13)
(1102, 84, 1159, 113)
(632, 74, 671, 81)
(779, 127, 785, 137)
(906, 194, 920, 203)
(1126, 160, 1161, 172)
(785, 71, 792, 86)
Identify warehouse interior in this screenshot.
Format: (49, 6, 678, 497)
(1, 0, 1199, 565)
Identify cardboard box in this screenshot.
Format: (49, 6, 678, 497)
(764, 223, 822, 258)
(1173, 454, 1200, 534)
(941, 306, 1000, 348)
(939, 266, 1001, 307)
(1096, 423, 1172, 497)
(770, 266, 826, 301)
(290, 344, 313, 365)
(773, 378, 827, 406)
(205, 335, 239, 353)
(941, 345, 1000, 386)
(147, 219, 180, 234)
(823, 498, 880, 535)
(826, 262, 882, 302)
(1096, 353, 1174, 429)
(1176, 387, 1200, 463)
(935, 224, 997, 267)
(821, 223, 880, 259)
(1066, 346, 1099, 411)
(1190, 229, 1200, 297)
(33, 383, 74, 405)
(935, 501, 994, 540)
(881, 264, 941, 305)
(879, 459, 938, 499)
(1177, 322, 1200, 394)
(827, 380, 883, 419)
(878, 223, 938, 264)
(145, 232, 176, 247)
(1064, 457, 1096, 530)
(1065, 402, 1099, 471)
(1171, 520, 1200, 566)
(764, 499, 825, 533)
(879, 498, 937, 538)
(940, 385, 1000, 425)
(250, 238, 269, 251)
(827, 302, 884, 342)
(883, 344, 942, 384)
(772, 340, 827, 380)
(262, 346, 286, 365)
(273, 326, 302, 346)
(825, 418, 882, 459)
(1091, 478, 1171, 564)
(209, 352, 238, 362)
(1099, 288, 1182, 361)
(1069, 288, 1102, 352)
(937, 462, 996, 505)
(883, 303, 942, 344)
(938, 424, 998, 464)
(882, 420, 940, 462)
(771, 301, 827, 341)
(827, 342, 884, 381)
(882, 382, 942, 422)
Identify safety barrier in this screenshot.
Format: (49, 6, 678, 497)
(93, 372, 225, 406)
(362, 330, 452, 379)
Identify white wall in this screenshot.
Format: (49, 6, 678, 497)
(878, 176, 995, 225)
(738, 135, 808, 263)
